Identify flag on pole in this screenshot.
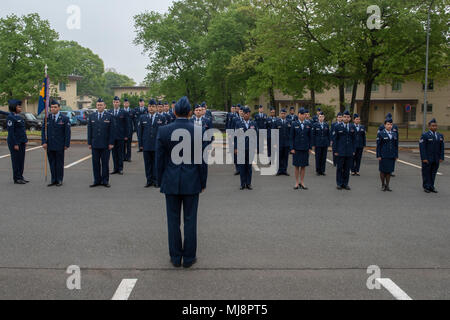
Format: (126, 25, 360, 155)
(38, 76, 49, 115)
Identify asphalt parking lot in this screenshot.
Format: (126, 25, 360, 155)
(0, 139, 449, 300)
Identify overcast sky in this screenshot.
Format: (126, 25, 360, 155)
(0, 0, 174, 84)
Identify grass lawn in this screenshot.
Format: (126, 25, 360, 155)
(0, 130, 41, 137)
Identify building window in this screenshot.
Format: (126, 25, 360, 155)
(59, 82, 66, 92)
(372, 84, 379, 92)
(422, 80, 434, 91)
(392, 80, 402, 92)
(421, 103, 433, 113)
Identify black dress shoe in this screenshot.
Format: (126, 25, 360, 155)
(355, 173, 360, 176)
(103, 184, 111, 188)
(385, 186, 392, 192)
(47, 183, 56, 187)
(431, 188, 438, 193)
(294, 186, 299, 190)
(246, 185, 253, 190)
(300, 185, 308, 190)
(344, 186, 351, 190)
(183, 258, 197, 268)
(22, 179, 29, 183)
(14, 180, 26, 185)
(284, 173, 290, 176)
(240, 186, 245, 190)
(56, 182, 63, 187)
(276, 173, 281, 176)
(90, 184, 100, 188)
(145, 183, 153, 188)
(424, 188, 431, 193)
(322, 173, 326, 176)
(171, 261, 181, 268)
(118, 171, 123, 175)
(111, 171, 118, 175)
(234, 171, 240, 176)
(391, 174, 396, 177)
(336, 186, 343, 190)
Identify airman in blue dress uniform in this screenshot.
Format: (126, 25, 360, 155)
(333, 110, 356, 190)
(312, 112, 330, 176)
(139, 99, 165, 188)
(420, 118, 445, 193)
(191, 104, 213, 130)
(156, 96, 208, 268)
(235, 107, 257, 190)
(6, 99, 28, 184)
(110, 96, 129, 175)
(267, 107, 277, 159)
(226, 105, 235, 130)
(290, 107, 313, 190)
(274, 108, 291, 176)
(287, 106, 298, 122)
(134, 98, 148, 153)
(41, 100, 71, 187)
(331, 112, 343, 167)
(123, 98, 134, 162)
(378, 113, 399, 177)
(88, 98, 114, 188)
(351, 113, 366, 176)
(376, 118, 398, 191)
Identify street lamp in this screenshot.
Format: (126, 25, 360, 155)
(423, 0, 434, 132)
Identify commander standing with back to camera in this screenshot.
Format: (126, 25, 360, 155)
(156, 96, 208, 268)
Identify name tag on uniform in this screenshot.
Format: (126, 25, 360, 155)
(104, 120, 110, 123)
(250, 126, 255, 129)
(58, 121, 64, 125)
(142, 121, 147, 124)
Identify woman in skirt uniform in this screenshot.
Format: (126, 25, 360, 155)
(376, 118, 398, 191)
(290, 107, 313, 190)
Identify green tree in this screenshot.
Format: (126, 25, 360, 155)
(0, 13, 60, 104)
(103, 71, 136, 96)
(54, 40, 105, 97)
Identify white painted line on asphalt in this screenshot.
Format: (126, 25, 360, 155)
(111, 279, 137, 300)
(365, 150, 443, 176)
(0, 146, 42, 159)
(64, 155, 92, 169)
(376, 278, 412, 300)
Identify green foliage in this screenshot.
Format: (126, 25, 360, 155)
(103, 71, 136, 96)
(0, 13, 59, 104)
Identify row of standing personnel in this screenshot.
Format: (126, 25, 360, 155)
(224, 105, 444, 192)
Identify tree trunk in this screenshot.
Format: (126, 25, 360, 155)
(350, 80, 358, 114)
(310, 88, 316, 110)
(269, 86, 275, 108)
(360, 78, 374, 128)
(339, 83, 345, 113)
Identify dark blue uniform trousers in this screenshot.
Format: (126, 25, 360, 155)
(9, 143, 25, 182)
(336, 156, 352, 187)
(165, 194, 199, 265)
(47, 150, 65, 183)
(278, 146, 290, 174)
(123, 136, 132, 161)
(238, 153, 253, 187)
(315, 146, 328, 174)
(352, 148, 364, 173)
(143, 151, 156, 184)
(422, 161, 439, 190)
(92, 148, 111, 185)
(112, 139, 124, 172)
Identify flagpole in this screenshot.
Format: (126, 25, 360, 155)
(44, 65, 49, 182)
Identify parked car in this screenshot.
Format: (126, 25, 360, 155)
(211, 111, 227, 131)
(0, 112, 7, 131)
(73, 109, 90, 125)
(17, 113, 43, 131)
(60, 111, 78, 126)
